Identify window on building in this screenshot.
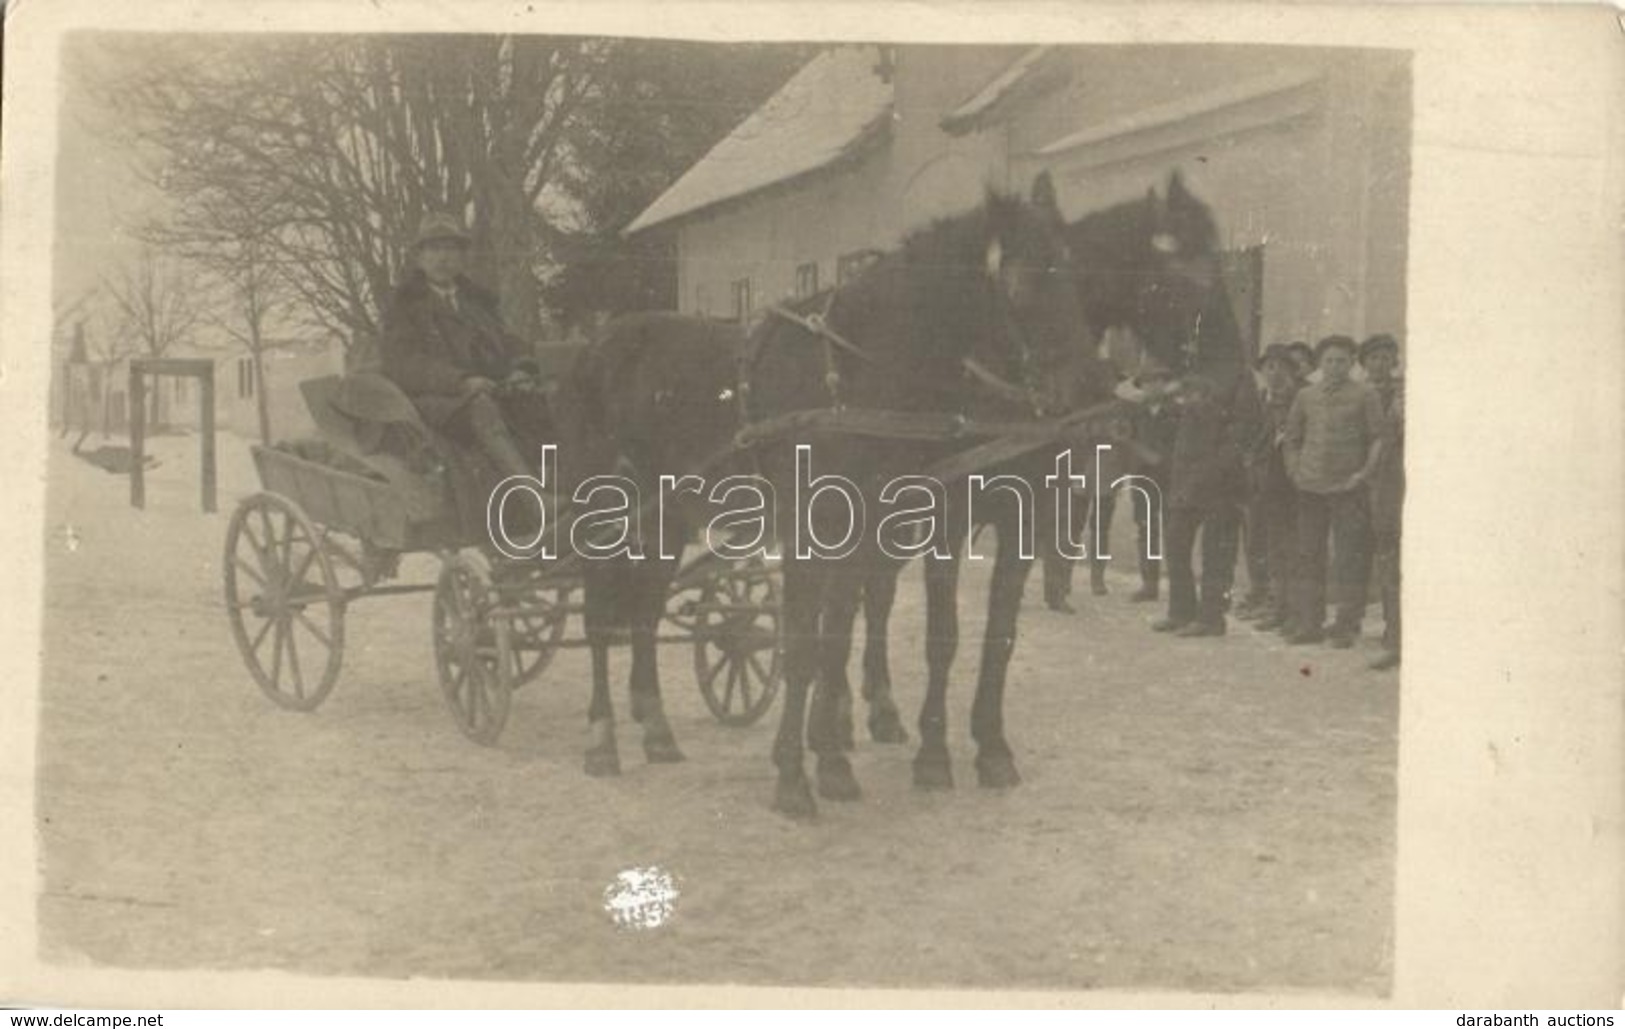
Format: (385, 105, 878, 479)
(695, 283, 710, 317)
(795, 262, 820, 299)
(237, 357, 256, 400)
(837, 249, 882, 285)
(732, 278, 752, 324)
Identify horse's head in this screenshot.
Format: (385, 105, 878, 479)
(970, 172, 1095, 415)
(1065, 170, 1231, 382)
(1145, 170, 1221, 290)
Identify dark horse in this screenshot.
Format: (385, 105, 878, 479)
(744, 175, 1095, 819)
(837, 171, 1253, 757)
(1067, 170, 1247, 383)
(1063, 171, 1257, 585)
(550, 312, 744, 776)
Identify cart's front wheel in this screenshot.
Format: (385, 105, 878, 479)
(224, 492, 346, 712)
(499, 572, 571, 689)
(432, 554, 513, 746)
(692, 557, 781, 726)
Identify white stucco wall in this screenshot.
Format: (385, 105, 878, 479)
(669, 45, 1409, 352)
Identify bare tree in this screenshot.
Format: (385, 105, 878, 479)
(102, 245, 207, 427)
(200, 240, 291, 444)
(102, 244, 205, 359)
(146, 190, 299, 444)
(87, 34, 610, 349)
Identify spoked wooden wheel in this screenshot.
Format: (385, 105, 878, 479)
(692, 556, 782, 726)
(432, 554, 513, 745)
(496, 571, 571, 689)
(224, 493, 346, 712)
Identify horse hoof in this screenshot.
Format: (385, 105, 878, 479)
(584, 748, 622, 778)
(837, 716, 857, 752)
(643, 735, 686, 764)
(912, 753, 954, 791)
(1091, 581, 1109, 597)
(976, 753, 1022, 789)
(816, 755, 863, 802)
(868, 710, 910, 745)
(773, 777, 818, 821)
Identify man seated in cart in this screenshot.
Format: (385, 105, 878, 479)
(378, 213, 550, 486)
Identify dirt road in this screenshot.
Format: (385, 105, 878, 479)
(36, 435, 1397, 995)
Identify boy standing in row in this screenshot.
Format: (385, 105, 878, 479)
(1241, 344, 1303, 633)
(1282, 335, 1386, 647)
(1360, 334, 1404, 670)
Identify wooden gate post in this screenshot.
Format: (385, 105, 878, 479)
(200, 363, 217, 513)
(128, 357, 218, 513)
(129, 364, 146, 510)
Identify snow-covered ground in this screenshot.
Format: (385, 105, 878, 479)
(35, 431, 1397, 993)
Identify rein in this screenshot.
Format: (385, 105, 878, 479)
(733, 239, 1093, 480)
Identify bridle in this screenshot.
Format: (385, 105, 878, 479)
(962, 264, 1060, 419)
(738, 230, 1078, 428)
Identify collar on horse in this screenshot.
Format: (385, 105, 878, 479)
(761, 292, 872, 409)
(737, 250, 1063, 436)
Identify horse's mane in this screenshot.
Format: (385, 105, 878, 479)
(840, 193, 1028, 367)
(1064, 196, 1160, 328)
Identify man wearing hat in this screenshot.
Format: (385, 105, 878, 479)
(1241, 343, 1303, 633)
(378, 213, 546, 483)
(1359, 333, 1404, 669)
(1152, 365, 1260, 637)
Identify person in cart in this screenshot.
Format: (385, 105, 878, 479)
(378, 213, 549, 483)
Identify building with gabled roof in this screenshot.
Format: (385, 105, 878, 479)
(628, 43, 1410, 354)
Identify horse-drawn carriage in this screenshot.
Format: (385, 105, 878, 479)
(222, 371, 783, 745)
(224, 171, 1240, 818)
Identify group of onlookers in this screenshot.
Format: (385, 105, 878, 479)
(1044, 333, 1405, 672)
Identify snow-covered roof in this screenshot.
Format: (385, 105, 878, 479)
(939, 46, 1069, 136)
(624, 46, 894, 236)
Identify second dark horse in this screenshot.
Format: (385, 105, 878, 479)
(744, 175, 1096, 819)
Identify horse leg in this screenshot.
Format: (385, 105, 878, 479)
(583, 586, 621, 777)
(860, 566, 909, 744)
(972, 522, 1031, 789)
(833, 588, 857, 753)
(809, 572, 863, 802)
(631, 566, 684, 764)
(771, 563, 820, 819)
(1089, 488, 1115, 596)
(913, 546, 961, 790)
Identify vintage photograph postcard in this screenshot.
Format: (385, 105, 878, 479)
(2, 0, 1620, 1010)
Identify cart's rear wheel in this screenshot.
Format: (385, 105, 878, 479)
(433, 554, 513, 745)
(693, 556, 781, 726)
(224, 492, 346, 712)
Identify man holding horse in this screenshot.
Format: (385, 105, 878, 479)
(1152, 366, 1258, 637)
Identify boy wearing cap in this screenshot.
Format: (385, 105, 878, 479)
(379, 213, 546, 482)
(1286, 341, 1315, 385)
(1282, 335, 1385, 647)
(1360, 334, 1404, 669)
(1243, 343, 1303, 633)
